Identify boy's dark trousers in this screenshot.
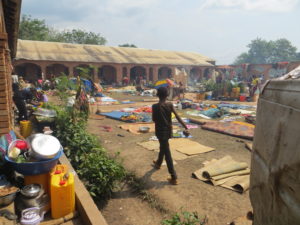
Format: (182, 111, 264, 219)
(156, 138, 177, 179)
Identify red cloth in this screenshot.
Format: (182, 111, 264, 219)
(201, 121, 254, 140)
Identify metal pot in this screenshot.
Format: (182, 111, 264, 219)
(16, 184, 50, 217)
(139, 126, 150, 133)
(20, 184, 41, 198)
(30, 134, 61, 160)
(0, 191, 18, 206)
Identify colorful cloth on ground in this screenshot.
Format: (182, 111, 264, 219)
(133, 106, 152, 113)
(200, 108, 221, 118)
(118, 123, 155, 134)
(101, 111, 151, 123)
(201, 121, 254, 140)
(217, 103, 253, 109)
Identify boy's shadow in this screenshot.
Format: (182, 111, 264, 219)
(139, 167, 169, 190)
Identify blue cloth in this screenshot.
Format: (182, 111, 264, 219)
(218, 103, 253, 109)
(200, 108, 221, 118)
(121, 101, 135, 104)
(95, 93, 106, 97)
(70, 78, 92, 92)
(100, 111, 128, 120)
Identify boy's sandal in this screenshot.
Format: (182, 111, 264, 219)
(167, 177, 178, 185)
(152, 160, 161, 169)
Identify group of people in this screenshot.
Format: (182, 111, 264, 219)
(248, 75, 261, 97)
(12, 76, 48, 123)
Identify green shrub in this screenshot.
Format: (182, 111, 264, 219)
(52, 105, 125, 200)
(50, 68, 125, 200)
(78, 151, 125, 199)
(161, 210, 208, 225)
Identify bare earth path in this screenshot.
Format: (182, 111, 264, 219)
(88, 96, 254, 225)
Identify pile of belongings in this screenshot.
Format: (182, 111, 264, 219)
(107, 86, 136, 94)
(118, 123, 155, 134)
(32, 108, 57, 123)
(217, 102, 254, 110)
(186, 108, 228, 119)
(141, 89, 156, 97)
(100, 111, 151, 123)
(1, 131, 62, 165)
(185, 102, 256, 120)
(96, 96, 118, 105)
(121, 113, 151, 123)
(179, 99, 193, 109)
(193, 156, 250, 193)
(133, 106, 152, 113)
(245, 115, 256, 125)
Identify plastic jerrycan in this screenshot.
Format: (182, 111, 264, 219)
(20, 120, 32, 138)
(50, 165, 75, 219)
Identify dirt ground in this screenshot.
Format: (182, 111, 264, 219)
(87, 93, 255, 225)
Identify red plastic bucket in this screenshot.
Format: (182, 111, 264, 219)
(239, 95, 246, 102)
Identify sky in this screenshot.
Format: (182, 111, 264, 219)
(21, 0, 300, 64)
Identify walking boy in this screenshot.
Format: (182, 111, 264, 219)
(152, 87, 189, 185)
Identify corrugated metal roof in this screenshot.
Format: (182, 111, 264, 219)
(277, 65, 300, 80)
(16, 40, 214, 67)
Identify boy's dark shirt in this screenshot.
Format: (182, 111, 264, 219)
(152, 102, 173, 139)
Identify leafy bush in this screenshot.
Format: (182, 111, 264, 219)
(161, 210, 208, 225)
(78, 151, 125, 199)
(53, 106, 125, 200)
(204, 79, 217, 92)
(55, 75, 77, 102)
(50, 68, 125, 201)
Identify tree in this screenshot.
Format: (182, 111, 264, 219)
(19, 15, 50, 41)
(119, 43, 137, 48)
(234, 38, 299, 64)
(19, 15, 107, 45)
(50, 29, 106, 45)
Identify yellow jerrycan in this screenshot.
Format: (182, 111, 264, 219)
(50, 165, 75, 219)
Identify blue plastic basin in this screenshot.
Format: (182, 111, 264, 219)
(5, 150, 62, 175)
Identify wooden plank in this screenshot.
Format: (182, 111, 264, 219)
(0, 121, 8, 128)
(0, 115, 9, 121)
(0, 91, 8, 98)
(0, 110, 8, 116)
(0, 85, 6, 91)
(0, 127, 9, 134)
(0, 97, 8, 103)
(0, 91, 7, 97)
(0, 72, 6, 78)
(0, 104, 8, 110)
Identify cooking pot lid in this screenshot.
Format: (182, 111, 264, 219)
(21, 184, 41, 197)
(31, 135, 61, 156)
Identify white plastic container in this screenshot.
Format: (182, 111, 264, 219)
(20, 207, 44, 225)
